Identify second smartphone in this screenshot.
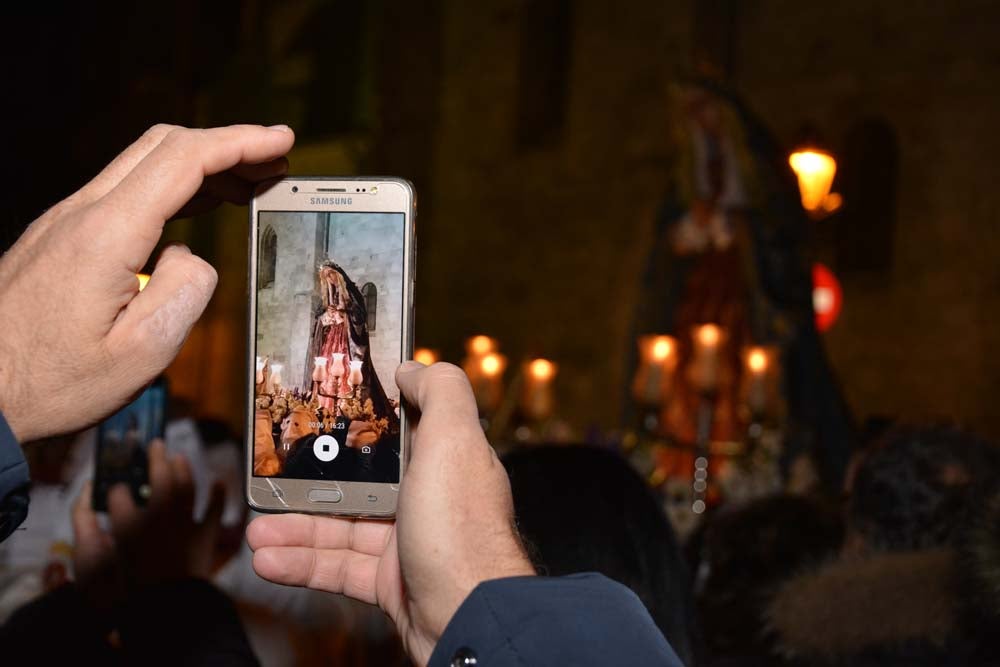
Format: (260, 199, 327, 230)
(247, 177, 415, 516)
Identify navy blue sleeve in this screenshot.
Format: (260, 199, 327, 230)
(0, 409, 29, 542)
(429, 573, 683, 667)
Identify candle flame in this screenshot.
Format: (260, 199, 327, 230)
(136, 273, 151, 291)
(469, 335, 496, 356)
(414, 348, 439, 366)
(696, 324, 721, 347)
(651, 336, 673, 362)
(481, 353, 504, 377)
(747, 348, 768, 373)
(789, 150, 837, 212)
(528, 359, 556, 381)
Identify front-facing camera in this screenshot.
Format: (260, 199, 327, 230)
(291, 186, 298, 193)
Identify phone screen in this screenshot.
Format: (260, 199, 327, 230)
(253, 211, 404, 484)
(93, 378, 167, 511)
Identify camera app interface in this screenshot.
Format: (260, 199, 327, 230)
(94, 380, 166, 511)
(254, 210, 404, 484)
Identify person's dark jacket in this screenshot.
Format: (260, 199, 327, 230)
(430, 573, 683, 667)
(0, 411, 29, 541)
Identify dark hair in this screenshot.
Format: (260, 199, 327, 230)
(849, 424, 1000, 552)
(502, 445, 695, 665)
(696, 494, 843, 659)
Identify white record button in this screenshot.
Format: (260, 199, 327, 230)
(313, 434, 340, 462)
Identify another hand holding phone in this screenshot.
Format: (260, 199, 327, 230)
(75, 440, 226, 612)
(247, 362, 536, 666)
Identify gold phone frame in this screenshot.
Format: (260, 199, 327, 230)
(246, 177, 415, 517)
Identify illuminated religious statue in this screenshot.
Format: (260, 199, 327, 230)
(310, 260, 395, 426)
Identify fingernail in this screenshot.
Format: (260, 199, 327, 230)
(268, 124, 292, 132)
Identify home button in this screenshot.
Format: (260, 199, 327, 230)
(308, 489, 343, 503)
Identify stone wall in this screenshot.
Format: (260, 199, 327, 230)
(255, 212, 324, 390)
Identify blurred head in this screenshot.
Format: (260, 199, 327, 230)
(696, 494, 844, 658)
(281, 407, 318, 446)
(847, 424, 1000, 553)
(502, 445, 695, 665)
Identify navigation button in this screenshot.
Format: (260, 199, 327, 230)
(308, 489, 343, 503)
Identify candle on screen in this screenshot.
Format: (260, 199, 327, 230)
(330, 353, 345, 380)
(414, 348, 439, 366)
(348, 360, 364, 388)
(521, 359, 557, 421)
(270, 363, 284, 392)
(632, 335, 678, 405)
(312, 357, 328, 382)
(255, 356, 266, 385)
(691, 324, 723, 393)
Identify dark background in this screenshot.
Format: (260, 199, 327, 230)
(3, 1, 999, 439)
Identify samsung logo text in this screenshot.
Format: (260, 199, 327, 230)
(310, 197, 353, 205)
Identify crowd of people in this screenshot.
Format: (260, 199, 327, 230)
(1, 124, 998, 665)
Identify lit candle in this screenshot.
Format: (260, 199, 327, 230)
(348, 360, 364, 388)
(255, 356, 266, 385)
(330, 353, 345, 380)
(468, 335, 496, 357)
(270, 363, 284, 393)
(691, 324, 723, 393)
(463, 335, 498, 385)
(521, 359, 557, 421)
(744, 346, 770, 414)
(474, 352, 506, 413)
(312, 357, 328, 382)
(414, 348, 439, 366)
(632, 335, 678, 405)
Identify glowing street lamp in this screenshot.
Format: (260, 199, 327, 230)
(789, 150, 842, 217)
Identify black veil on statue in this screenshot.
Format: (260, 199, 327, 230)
(311, 260, 399, 432)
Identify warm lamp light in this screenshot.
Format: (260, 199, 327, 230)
(136, 273, 151, 291)
(480, 353, 505, 377)
(634, 335, 678, 406)
(414, 348, 439, 366)
(651, 337, 673, 362)
(696, 324, 721, 348)
(747, 348, 768, 374)
(789, 150, 841, 215)
(528, 359, 556, 381)
(468, 335, 496, 356)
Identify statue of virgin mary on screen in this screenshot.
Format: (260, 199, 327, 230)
(310, 261, 395, 425)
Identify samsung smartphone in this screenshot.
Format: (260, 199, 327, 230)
(92, 377, 168, 511)
(247, 177, 415, 516)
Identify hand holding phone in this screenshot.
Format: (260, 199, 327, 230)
(248, 362, 536, 666)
